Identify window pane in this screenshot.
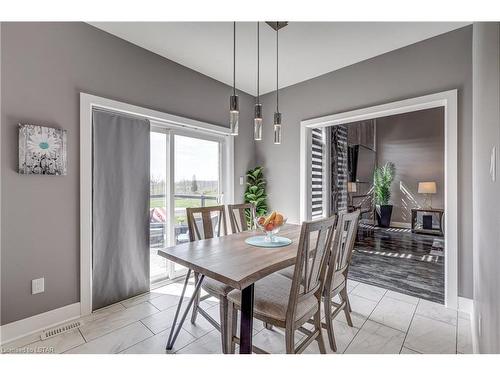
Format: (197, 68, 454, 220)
(174, 135, 220, 245)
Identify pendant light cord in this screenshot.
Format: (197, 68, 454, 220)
(276, 23, 279, 112)
(257, 22, 260, 104)
(233, 21, 236, 96)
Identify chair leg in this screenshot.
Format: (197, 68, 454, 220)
(347, 296, 352, 313)
(340, 288, 353, 327)
(228, 302, 238, 354)
(323, 295, 337, 352)
(190, 273, 201, 324)
(285, 326, 295, 354)
(345, 288, 353, 312)
(219, 297, 229, 354)
(314, 305, 326, 354)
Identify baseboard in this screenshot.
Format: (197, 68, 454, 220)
(390, 221, 412, 229)
(0, 302, 81, 345)
(359, 218, 412, 229)
(458, 297, 473, 315)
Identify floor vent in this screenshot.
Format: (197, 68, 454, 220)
(41, 321, 82, 340)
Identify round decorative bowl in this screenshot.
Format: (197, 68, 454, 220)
(256, 215, 287, 242)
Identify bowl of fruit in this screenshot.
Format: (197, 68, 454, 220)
(256, 211, 287, 242)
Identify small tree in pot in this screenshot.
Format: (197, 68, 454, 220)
(373, 162, 396, 228)
(244, 166, 268, 222)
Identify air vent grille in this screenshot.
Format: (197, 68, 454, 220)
(41, 321, 82, 340)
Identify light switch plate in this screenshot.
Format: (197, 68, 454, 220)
(490, 146, 497, 182)
(32, 277, 45, 295)
(239, 176, 244, 185)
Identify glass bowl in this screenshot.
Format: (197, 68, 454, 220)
(256, 216, 287, 242)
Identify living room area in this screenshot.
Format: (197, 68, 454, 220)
(341, 107, 447, 304)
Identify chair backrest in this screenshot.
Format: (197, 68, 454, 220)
(227, 203, 257, 233)
(324, 210, 360, 293)
(287, 215, 337, 321)
(186, 206, 228, 242)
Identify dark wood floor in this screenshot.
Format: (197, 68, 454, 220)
(349, 224, 445, 304)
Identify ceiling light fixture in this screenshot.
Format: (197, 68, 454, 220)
(254, 22, 263, 141)
(266, 21, 288, 145)
(229, 21, 239, 136)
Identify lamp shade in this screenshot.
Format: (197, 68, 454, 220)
(418, 181, 437, 194)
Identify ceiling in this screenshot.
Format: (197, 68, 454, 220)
(90, 22, 469, 96)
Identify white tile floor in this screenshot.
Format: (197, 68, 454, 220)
(2, 279, 473, 354)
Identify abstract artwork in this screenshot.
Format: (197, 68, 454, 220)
(18, 124, 67, 175)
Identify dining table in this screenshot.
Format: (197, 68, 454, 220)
(157, 223, 302, 354)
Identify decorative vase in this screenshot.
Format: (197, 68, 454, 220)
(376, 204, 393, 228)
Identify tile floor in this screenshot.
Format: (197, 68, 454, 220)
(2, 279, 473, 354)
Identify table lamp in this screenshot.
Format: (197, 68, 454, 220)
(418, 181, 437, 208)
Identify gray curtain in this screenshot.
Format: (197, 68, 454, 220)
(92, 109, 150, 310)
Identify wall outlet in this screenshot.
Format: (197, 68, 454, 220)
(32, 277, 45, 295)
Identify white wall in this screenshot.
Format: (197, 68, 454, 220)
(257, 26, 474, 298)
(472, 22, 500, 354)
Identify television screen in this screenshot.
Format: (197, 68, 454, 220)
(348, 145, 375, 183)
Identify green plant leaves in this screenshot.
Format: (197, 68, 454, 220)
(373, 162, 396, 205)
(244, 166, 268, 218)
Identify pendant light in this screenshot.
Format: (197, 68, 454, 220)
(229, 21, 239, 136)
(254, 22, 263, 141)
(273, 22, 282, 145)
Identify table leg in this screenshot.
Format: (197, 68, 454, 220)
(239, 283, 254, 354)
(165, 271, 204, 351)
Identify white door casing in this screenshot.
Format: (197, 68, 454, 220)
(299, 90, 458, 309)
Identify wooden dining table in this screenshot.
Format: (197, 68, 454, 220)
(157, 223, 302, 354)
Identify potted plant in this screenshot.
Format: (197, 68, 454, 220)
(244, 166, 268, 222)
(373, 162, 396, 228)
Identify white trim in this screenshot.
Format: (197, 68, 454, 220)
(471, 307, 480, 354)
(458, 297, 474, 315)
(0, 23, 3, 334)
(80, 93, 235, 317)
(390, 221, 412, 229)
(0, 303, 80, 345)
(300, 90, 459, 309)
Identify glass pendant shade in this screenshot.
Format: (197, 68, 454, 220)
(230, 95, 239, 136)
(273, 112, 282, 144)
(254, 103, 263, 141)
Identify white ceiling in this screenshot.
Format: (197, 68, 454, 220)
(90, 22, 469, 96)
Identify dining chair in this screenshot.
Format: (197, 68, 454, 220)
(226, 215, 337, 354)
(227, 203, 257, 234)
(321, 210, 360, 351)
(185, 206, 232, 353)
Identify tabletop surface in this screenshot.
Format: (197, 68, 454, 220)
(158, 224, 301, 290)
(410, 208, 444, 213)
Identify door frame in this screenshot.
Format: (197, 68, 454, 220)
(80, 93, 234, 316)
(299, 89, 458, 309)
(149, 124, 227, 281)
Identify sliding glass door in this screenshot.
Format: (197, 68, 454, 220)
(149, 126, 225, 283)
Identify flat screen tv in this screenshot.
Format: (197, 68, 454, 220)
(348, 144, 376, 183)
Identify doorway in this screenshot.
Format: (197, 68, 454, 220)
(80, 93, 234, 316)
(299, 90, 458, 308)
(149, 128, 225, 284)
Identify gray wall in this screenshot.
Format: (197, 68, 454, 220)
(0, 22, 256, 324)
(257, 26, 473, 298)
(376, 108, 445, 224)
(472, 22, 500, 354)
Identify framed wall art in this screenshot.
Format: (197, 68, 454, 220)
(18, 124, 67, 175)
